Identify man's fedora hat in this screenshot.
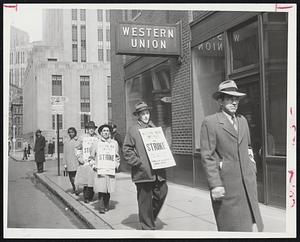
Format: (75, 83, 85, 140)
(133, 101, 151, 115)
(212, 80, 246, 100)
(85, 121, 97, 129)
(98, 124, 113, 134)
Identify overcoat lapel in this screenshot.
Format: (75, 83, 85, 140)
(216, 112, 238, 139)
(237, 115, 246, 144)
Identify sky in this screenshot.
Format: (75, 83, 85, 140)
(6, 4, 43, 42)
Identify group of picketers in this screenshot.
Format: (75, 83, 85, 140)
(62, 79, 264, 231)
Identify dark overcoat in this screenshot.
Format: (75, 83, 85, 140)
(123, 120, 166, 183)
(200, 112, 264, 232)
(34, 135, 46, 163)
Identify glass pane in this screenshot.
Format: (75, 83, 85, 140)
(231, 20, 259, 70)
(192, 34, 225, 152)
(264, 13, 288, 156)
(97, 10, 103, 21)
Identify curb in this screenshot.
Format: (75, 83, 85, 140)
(33, 172, 113, 230)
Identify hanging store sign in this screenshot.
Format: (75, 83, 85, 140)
(116, 21, 182, 56)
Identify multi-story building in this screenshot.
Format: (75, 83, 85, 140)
(23, 8, 111, 151)
(9, 26, 30, 149)
(110, 10, 289, 208)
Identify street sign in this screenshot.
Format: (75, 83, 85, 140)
(51, 105, 64, 114)
(50, 96, 68, 105)
(161, 96, 172, 103)
(50, 96, 66, 114)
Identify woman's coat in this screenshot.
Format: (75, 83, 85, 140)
(63, 136, 80, 172)
(74, 133, 98, 187)
(90, 137, 120, 193)
(200, 112, 263, 232)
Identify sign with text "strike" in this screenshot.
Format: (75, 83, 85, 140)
(139, 127, 176, 169)
(116, 21, 182, 56)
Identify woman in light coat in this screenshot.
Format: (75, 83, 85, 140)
(74, 121, 98, 203)
(90, 124, 120, 214)
(63, 127, 80, 194)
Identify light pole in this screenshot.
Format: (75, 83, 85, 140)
(12, 125, 16, 155)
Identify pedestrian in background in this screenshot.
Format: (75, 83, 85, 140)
(27, 144, 31, 157)
(74, 121, 98, 203)
(200, 80, 263, 232)
(22, 146, 28, 160)
(48, 141, 54, 157)
(34, 129, 46, 173)
(63, 127, 80, 195)
(8, 140, 11, 155)
(123, 101, 168, 230)
(90, 124, 120, 214)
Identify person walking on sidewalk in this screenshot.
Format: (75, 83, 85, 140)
(27, 144, 32, 158)
(22, 146, 28, 160)
(34, 129, 46, 173)
(74, 121, 98, 203)
(123, 101, 168, 230)
(90, 124, 120, 214)
(200, 80, 264, 232)
(63, 127, 80, 195)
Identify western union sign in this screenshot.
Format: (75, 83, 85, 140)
(116, 21, 182, 56)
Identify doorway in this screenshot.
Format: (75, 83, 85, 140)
(235, 74, 265, 203)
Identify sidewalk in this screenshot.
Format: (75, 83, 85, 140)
(10, 153, 286, 232)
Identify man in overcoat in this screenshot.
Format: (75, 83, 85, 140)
(123, 101, 168, 230)
(34, 129, 46, 173)
(200, 80, 264, 232)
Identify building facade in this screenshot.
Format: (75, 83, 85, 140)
(23, 8, 111, 150)
(9, 26, 30, 149)
(111, 10, 288, 208)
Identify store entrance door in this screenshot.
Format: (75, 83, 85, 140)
(235, 74, 265, 203)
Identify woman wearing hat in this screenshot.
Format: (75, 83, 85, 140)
(74, 121, 98, 203)
(123, 101, 168, 230)
(200, 80, 263, 232)
(89, 124, 120, 214)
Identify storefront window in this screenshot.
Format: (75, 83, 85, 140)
(192, 34, 225, 151)
(125, 65, 171, 138)
(263, 12, 288, 156)
(230, 20, 259, 70)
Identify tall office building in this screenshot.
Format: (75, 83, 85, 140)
(23, 8, 111, 150)
(9, 26, 31, 149)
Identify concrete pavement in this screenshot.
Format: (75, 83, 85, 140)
(9, 151, 286, 233)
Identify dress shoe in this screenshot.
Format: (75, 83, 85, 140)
(84, 199, 89, 204)
(99, 209, 105, 214)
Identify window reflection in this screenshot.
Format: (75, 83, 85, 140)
(230, 20, 259, 70)
(192, 34, 225, 151)
(263, 12, 288, 156)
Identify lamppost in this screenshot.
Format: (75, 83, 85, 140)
(12, 124, 16, 155)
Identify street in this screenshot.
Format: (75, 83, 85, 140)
(7, 156, 88, 229)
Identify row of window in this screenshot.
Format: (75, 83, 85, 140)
(9, 68, 25, 87)
(98, 48, 110, 62)
(97, 28, 110, 42)
(10, 51, 26, 65)
(71, 9, 110, 22)
(51, 74, 111, 126)
(72, 24, 86, 62)
(13, 106, 22, 115)
(13, 116, 22, 125)
(52, 110, 112, 130)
